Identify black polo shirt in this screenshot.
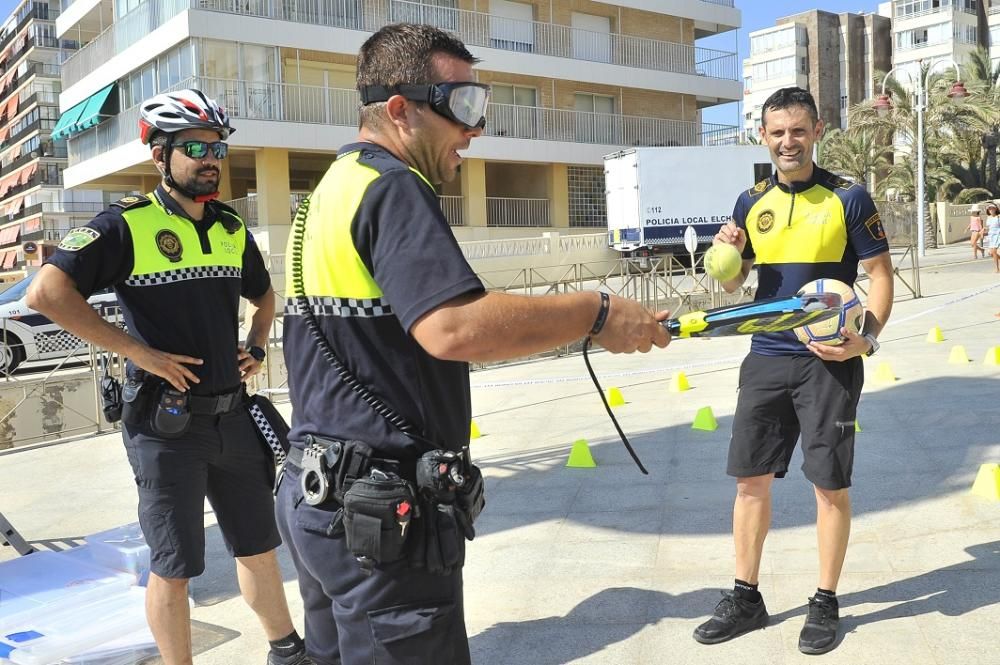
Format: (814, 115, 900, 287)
(45, 186, 271, 395)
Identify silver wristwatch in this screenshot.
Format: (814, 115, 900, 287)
(862, 333, 879, 357)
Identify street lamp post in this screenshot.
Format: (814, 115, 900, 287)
(873, 58, 969, 258)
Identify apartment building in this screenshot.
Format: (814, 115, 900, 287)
(989, 0, 1000, 67)
(54, 0, 742, 287)
(890, 0, 986, 80)
(742, 9, 891, 137)
(0, 0, 116, 283)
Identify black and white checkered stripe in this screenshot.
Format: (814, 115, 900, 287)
(126, 266, 242, 287)
(284, 296, 393, 318)
(249, 403, 286, 465)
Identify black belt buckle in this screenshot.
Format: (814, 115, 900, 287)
(300, 436, 343, 506)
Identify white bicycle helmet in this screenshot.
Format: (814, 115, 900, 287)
(139, 89, 234, 144)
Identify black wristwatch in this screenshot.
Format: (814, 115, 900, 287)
(247, 345, 266, 362)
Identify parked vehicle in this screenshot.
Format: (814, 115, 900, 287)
(605, 145, 773, 253)
(0, 273, 120, 373)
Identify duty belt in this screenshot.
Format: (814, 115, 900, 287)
(188, 388, 243, 415)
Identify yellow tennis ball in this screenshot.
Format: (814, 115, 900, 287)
(704, 243, 742, 281)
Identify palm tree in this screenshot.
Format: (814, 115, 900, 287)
(818, 128, 891, 188)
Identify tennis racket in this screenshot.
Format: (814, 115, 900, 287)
(664, 292, 843, 338)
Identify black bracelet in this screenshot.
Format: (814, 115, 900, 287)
(589, 292, 611, 336)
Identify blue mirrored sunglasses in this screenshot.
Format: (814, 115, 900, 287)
(176, 140, 229, 160)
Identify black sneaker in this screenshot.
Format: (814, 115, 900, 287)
(693, 590, 769, 644)
(266, 646, 314, 665)
(798, 594, 840, 655)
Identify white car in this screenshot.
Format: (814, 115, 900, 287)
(0, 272, 120, 374)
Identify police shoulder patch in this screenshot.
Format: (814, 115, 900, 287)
(110, 194, 151, 210)
(828, 174, 855, 190)
(749, 179, 771, 197)
(58, 227, 101, 252)
(864, 212, 886, 240)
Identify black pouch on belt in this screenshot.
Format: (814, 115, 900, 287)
(341, 468, 415, 571)
(149, 384, 192, 439)
(121, 371, 155, 427)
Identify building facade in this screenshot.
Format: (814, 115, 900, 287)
(55, 0, 742, 288)
(742, 9, 891, 137)
(0, 0, 115, 283)
(889, 0, 984, 80)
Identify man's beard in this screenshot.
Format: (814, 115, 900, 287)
(180, 171, 219, 196)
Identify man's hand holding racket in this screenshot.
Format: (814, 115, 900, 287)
(591, 294, 672, 354)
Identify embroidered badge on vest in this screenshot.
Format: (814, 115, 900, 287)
(756, 210, 775, 234)
(111, 195, 151, 210)
(58, 227, 100, 251)
(156, 229, 183, 262)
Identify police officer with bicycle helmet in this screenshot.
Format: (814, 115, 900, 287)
(28, 89, 311, 665)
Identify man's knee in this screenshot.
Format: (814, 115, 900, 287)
(736, 474, 774, 499)
(814, 486, 850, 509)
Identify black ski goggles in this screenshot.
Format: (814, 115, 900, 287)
(360, 82, 490, 130)
(175, 140, 229, 160)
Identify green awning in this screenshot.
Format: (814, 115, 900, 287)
(73, 84, 116, 133)
(50, 98, 87, 141)
(51, 83, 116, 141)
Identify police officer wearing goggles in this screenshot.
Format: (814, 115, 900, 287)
(279, 24, 671, 665)
(28, 89, 311, 665)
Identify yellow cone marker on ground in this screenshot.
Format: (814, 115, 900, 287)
(983, 347, 1000, 366)
(691, 407, 718, 431)
(470, 420, 481, 440)
(874, 362, 896, 384)
(926, 326, 945, 343)
(855, 420, 862, 433)
(948, 345, 970, 364)
(669, 371, 691, 393)
(606, 387, 626, 407)
(566, 439, 597, 468)
(970, 463, 1000, 501)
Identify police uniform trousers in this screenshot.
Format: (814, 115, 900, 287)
(276, 464, 471, 665)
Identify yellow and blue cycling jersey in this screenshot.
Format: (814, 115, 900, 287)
(734, 165, 890, 356)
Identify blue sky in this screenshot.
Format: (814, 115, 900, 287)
(701, 0, 882, 128)
(0, 0, 17, 23)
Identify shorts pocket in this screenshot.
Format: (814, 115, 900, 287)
(294, 497, 344, 539)
(368, 601, 456, 664)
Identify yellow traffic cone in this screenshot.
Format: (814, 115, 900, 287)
(983, 347, 1000, 366)
(948, 345, 970, 364)
(874, 362, 896, 383)
(926, 326, 945, 343)
(691, 407, 718, 431)
(669, 371, 691, 393)
(970, 463, 1000, 501)
(566, 439, 597, 468)
(855, 420, 862, 433)
(470, 420, 481, 440)
(606, 387, 626, 407)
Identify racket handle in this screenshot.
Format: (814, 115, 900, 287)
(662, 311, 708, 336)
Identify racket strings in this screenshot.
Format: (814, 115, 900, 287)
(582, 337, 649, 475)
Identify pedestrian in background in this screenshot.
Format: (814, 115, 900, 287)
(966, 205, 985, 259)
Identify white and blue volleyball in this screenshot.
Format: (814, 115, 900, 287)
(793, 278, 864, 346)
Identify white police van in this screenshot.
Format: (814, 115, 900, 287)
(0, 272, 120, 373)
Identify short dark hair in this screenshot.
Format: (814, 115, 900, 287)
(761, 87, 819, 127)
(356, 23, 479, 130)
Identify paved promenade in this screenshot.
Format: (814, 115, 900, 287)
(2, 243, 998, 664)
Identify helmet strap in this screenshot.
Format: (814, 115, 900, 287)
(160, 133, 221, 204)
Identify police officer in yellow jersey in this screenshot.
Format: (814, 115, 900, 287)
(28, 90, 312, 665)
(279, 24, 671, 665)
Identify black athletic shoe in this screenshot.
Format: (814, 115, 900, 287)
(267, 647, 314, 665)
(693, 590, 769, 644)
(798, 594, 840, 655)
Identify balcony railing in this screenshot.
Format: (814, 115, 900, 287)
(486, 197, 549, 227)
(439, 195, 463, 226)
(699, 0, 735, 5)
(224, 193, 309, 227)
(3, 201, 105, 227)
(63, 0, 738, 89)
(61, 0, 191, 88)
(69, 77, 740, 165)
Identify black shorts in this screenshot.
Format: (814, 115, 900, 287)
(727, 352, 863, 490)
(122, 408, 280, 579)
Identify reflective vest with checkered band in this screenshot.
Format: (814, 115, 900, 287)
(286, 149, 433, 299)
(120, 193, 246, 281)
